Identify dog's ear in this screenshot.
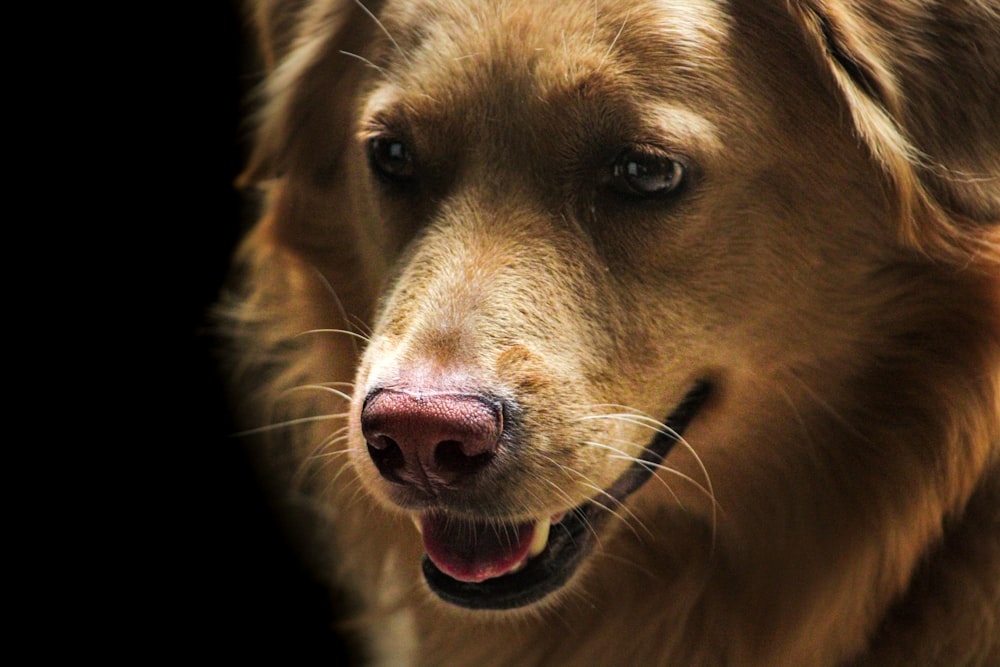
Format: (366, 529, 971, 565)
(788, 0, 1000, 265)
(247, 0, 312, 69)
(239, 0, 386, 187)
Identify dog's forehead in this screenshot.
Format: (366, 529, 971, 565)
(373, 0, 734, 103)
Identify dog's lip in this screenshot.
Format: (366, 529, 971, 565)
(421, 380, 713, 610)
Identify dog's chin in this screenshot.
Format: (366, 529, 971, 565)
(417, 380, 714, 611)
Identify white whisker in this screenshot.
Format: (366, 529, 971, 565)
(234, 413, 348, 437)
(573, 411, 670, 428)
(308, 380, 357, 389)
(573, 409, 719, 552)
(532, 474, 601, 546)
(605, 453, 686, 510)
(591, 549, 661, 583)
(601, 11, 630, 66)
(786, 373, 870, 442)
(578, 481, 653, 541)
(349, 314, 373, 338)
(338, 49, 387, 76)
(351, 0, 410, 64)
(537, 446, 651, 540)
(329, 452, 364, 488)
(533, 458, 590, 508)
(608, 454, 714, 506)
(777, 383, 816, 449)
(304, 263, 368, 357)
(278, 383, 354, 403)
(293, 430, 351, 490)
(589, 0, 599, 48)
(297, 328, 372, 344)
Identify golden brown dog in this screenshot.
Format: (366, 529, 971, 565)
(217, 0, 1000, 664)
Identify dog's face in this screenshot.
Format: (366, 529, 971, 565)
(328, 0, 893, 609)
(232, 0, 998, 634)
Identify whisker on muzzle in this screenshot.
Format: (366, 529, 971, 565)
(534, 450, 651, 542)
(231, 412, 350, 437)
(571, 409, 718, 551)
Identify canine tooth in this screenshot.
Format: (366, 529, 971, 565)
(528, 518, 551, 558)
(412, 515, 423, 534)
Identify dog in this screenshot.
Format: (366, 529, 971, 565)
(217, 0, 1000, 664)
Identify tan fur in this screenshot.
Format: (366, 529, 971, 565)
(217, 0, 1000, 664)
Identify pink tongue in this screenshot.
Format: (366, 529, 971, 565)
(421, 514, 535, 583)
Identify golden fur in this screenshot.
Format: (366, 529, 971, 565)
(218, 0, 1000, 664)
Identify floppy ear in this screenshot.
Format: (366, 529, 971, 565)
(239, 0, 386, 187)
(246, 0, 312, 69)
(788, 0, 1000, 265)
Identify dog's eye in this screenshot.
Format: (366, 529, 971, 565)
(611, 149, 685, 198)
(368, 136, 415, 182)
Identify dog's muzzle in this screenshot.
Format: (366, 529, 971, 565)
(362, 380, 713, 610)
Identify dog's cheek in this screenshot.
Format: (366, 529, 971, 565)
(491, 343, 634, 498)
(493, 345, 550, 394)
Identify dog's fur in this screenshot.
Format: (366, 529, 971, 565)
(217, 0, 1000, 664)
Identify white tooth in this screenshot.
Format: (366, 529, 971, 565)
(412, 515, 423, 535)
(528, 518, 551, 558)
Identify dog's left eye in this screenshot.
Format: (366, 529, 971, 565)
(368, 136, 415, 182)
(610, 148, 685, 198)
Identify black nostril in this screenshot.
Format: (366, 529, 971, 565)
(433, 439, 496, 478)
(367, 436, 406, 482)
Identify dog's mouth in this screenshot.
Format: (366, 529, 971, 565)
(418, 380, 713, 610)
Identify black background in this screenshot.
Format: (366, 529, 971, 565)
(134, 2, 356, 662)
(39, 3, 361, 661)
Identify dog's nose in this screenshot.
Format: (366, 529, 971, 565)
(361, 389, 503, 488)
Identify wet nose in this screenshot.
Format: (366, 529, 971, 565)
(361, 388, 503, 488)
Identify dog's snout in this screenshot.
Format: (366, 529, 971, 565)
(361, 389, 503, 488)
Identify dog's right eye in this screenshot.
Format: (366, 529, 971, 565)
(368, 136, 415, 183)
(609, 148, 686, 199)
